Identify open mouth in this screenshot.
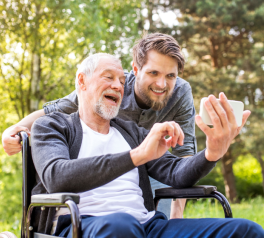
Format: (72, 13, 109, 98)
(104, 94, 119, 103)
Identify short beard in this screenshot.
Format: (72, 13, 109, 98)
(95, 90, 121, 120)
(136, 81, 172, 111)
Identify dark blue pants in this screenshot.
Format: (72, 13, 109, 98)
(55, 211, 264, 238)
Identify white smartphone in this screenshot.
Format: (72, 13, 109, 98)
(199, 97, 244, 126)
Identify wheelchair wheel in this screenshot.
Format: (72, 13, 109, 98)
(0, 232, 18, 238)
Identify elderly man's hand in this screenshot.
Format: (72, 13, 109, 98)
(2, 125, 30, 156)
(130, 121, 184, 166)
(196, 92, 251, 162)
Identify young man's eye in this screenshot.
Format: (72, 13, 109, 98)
(167, 74, 175, 78)
(150, 71, 158, 75)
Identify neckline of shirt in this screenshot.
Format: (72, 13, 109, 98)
(80, 119, 114, 137)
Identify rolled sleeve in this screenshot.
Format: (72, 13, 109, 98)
(43, 90, 79, 115)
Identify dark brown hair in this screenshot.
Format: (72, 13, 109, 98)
(132, 33, 185, 72)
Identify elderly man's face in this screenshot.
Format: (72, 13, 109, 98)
(81, 57, 125, 120)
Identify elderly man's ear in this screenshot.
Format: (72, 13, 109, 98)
(78, 73, 86, 91)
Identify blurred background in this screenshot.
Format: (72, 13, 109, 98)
(0, 0, 264, 235)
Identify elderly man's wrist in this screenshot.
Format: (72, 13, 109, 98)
(130, 147, 146, 167)
(205, 149, 220, 162)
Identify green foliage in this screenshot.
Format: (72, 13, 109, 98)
(0, 151, 22, 236)
(198, 154, 263, 199)
(184, 196, 264, 228)
(0, 0, 141, 117)
(234, 154, 263, 199)
(197, 163, 225, 195)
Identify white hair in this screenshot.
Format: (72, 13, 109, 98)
(75, 53, 121, 96)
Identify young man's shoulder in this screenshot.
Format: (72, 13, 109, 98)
(175, 76, 191, 90)
(33, 111, 78, 133)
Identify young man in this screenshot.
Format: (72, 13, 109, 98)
(31, 53, 263, 237)
(3, 33, 195, 218)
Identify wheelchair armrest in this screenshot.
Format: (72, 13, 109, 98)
(31, 193, 80, 205)
(28, 193, 81, 237)
(155, 185, 217, 199)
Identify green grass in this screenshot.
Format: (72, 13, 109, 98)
(184, 196, 264, 228)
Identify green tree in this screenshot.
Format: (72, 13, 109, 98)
(0, 0, 141, 118)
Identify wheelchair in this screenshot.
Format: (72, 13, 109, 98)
(15, 131, 232, 238)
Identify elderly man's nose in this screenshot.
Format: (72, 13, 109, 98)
(111, 78, 122, 90)
(156, 77, 166, 88)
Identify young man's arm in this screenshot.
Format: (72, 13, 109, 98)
(2, 109, 44, 155)
(2, 90, 78, 156)
(171, 84, 196, 157)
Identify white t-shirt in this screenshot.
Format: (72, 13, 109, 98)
(51, 120, 154, 233)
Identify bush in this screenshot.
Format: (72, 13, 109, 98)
(234, 154, 263, 199)
(197, 153, 264, 199)
(0, 151, 22, 236)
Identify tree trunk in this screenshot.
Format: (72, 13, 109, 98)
(221, 150, 239, 203)
(256, 152, 264, 195)
(147, 0, 154, 31)
(30, 53, 41, 112)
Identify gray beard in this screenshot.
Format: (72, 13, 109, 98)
(95, 102, 120, 120)
(95, 90, 121, 120)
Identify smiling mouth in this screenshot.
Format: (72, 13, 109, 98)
(150, 88, 166, 94)
(104, 95, 119, 103)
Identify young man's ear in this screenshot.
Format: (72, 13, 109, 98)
(132, 62, 139, 76)
(78, 73, 86, 91)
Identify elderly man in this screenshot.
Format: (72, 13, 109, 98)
(3, 33, 196, 219)
(31, 53, 263, 238)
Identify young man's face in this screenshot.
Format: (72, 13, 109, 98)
(133, 50, 179, 111)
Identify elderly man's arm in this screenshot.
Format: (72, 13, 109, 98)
(31, 113, 208, 195)
(31, 114, 135, 194)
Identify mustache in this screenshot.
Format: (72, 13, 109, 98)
(102, 89, 121, 99)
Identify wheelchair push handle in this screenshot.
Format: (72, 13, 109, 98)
(18, 131, 29, 143)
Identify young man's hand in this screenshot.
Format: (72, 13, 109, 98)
(2, 109, 45, 156)
(2, 125, 30, 156)
(195, 92, 251, 162)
